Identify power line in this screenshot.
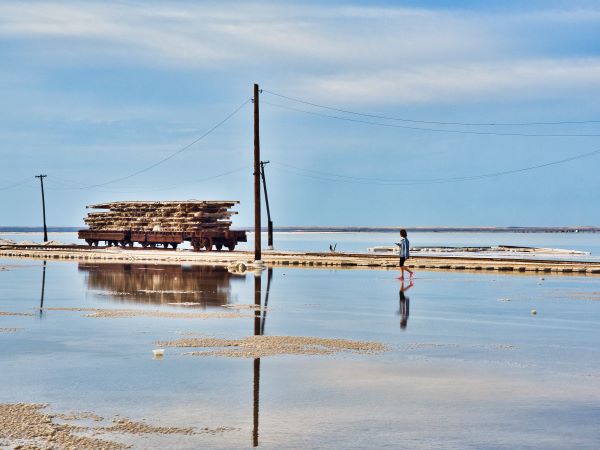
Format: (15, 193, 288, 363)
(44, 165, 251, 193)
(78, 98, 252, 189)
(0, 178, 32, 191)
(271, 148, 600, 186)
(262, 89, 600, 127)
(263, 100, 600, 137)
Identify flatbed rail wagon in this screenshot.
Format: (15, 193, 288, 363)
(77, 200, 247, 251)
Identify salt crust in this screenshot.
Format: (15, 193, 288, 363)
(0, 403, 237, 449)
(158, 335, 387, 358)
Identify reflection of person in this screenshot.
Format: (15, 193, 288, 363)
(398, 280, 413, 330)
(396, 229, 414, 280)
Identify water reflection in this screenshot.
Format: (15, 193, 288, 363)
(253, 267, 273, 447)
(39, 260, 47, 319)
(78, 263, 242, 307)
(398, 280, 413, 330)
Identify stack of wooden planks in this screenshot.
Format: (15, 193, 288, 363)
(84, 200, 239, 232)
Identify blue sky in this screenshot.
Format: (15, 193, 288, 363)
(1, 0, 600, 227)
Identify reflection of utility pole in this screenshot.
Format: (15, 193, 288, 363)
(260, 161, 274, 250)
(260, 267, 272, 335)
(39, 260, 47, 318)
(35, 175, 48, 242)
(252, 271, 262, 447)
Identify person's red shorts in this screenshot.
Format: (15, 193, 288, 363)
(400, 257, 406, 267)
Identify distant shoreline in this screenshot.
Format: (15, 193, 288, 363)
(1, 226, 599, 233)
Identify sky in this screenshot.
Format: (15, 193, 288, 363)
(1, 0, 600, 227)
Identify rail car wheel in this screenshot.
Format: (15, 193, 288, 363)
(171, 243, 178, 249)
(227, 242, 236, 251)
(85, 239, 93, 246)
(162, 243, 170, 249)
(203, 238, 212, 251)
(120, 241, 128, 247)
(93, 241, 99, 247)
(216, 243, 223, 251)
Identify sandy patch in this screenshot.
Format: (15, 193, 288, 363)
(0, 403, 238, 448)
(569, 292, 600, 301)
(0, 327, 22, 333)
(55, 411, 104, 422)
(100, 418, 194, 435)
(44, 307, 251, 319)
(157, 335, 387, 358)
(222, 303, 266, 311)
(0, 311, 33, 316)
(0, 403, 124, 449)
(168, 302, 202, 306)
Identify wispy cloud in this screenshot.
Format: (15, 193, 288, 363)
(297, 58, 600, 104)
(1, 1, 600, 106)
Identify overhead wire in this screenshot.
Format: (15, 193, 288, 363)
(271, 148, 600, 186)
(0, 178, 33, 191)
(44, 165, 251, 193)
(77, 98, 252, 189)
(262, 89, 600, 127)
(262, 100, 600, 137)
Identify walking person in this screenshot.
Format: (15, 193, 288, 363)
(396, 229, 414, 280)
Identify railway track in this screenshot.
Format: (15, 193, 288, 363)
(1, 244, 599, 275)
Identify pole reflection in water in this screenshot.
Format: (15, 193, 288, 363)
(39, 260, 47, 319)
(78, 263, 241, 307)
(252, 267, 272, 447)
(398, 279, 413, 330)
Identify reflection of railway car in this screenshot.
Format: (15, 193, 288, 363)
(77, 200, 247, 251)
(78, 263, 241, 306)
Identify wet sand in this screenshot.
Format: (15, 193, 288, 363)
(0, 403, 231, 449)
(158, 335, 387, 358)
(0, 403, 125, 449)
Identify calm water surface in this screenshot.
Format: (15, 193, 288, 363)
(1, 258, 600, 449)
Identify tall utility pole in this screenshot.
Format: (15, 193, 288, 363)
(253, 83, 261, 261)
(260, 160, 273, 250)
(35, 175, 48, 242)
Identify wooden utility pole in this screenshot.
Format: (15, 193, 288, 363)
(253, 83, 261, 261)
(260, 161, 273, 250)
(35, 175, 48, 242)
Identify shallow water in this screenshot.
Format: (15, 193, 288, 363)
(1, 259, 600, 449)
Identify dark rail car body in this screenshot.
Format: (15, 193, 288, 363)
(78, 229, 246, 251)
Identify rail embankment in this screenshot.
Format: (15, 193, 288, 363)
(1, 244, 600, 275)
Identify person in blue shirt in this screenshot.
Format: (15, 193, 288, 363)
(396, 229, 414, 280)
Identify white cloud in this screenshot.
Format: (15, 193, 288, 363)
(1, 1, 600, 105)
(0, 2, 498, 66)
(297, 58, 600, 105)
